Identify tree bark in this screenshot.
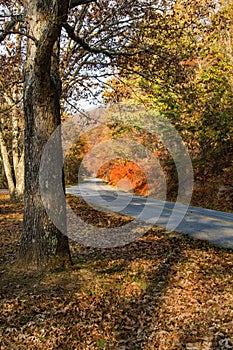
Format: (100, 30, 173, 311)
(0, 126, 24, 200)
(18, 0, 71, 269)
(3, 94, 25, 200)
(0, 130, 15, 196)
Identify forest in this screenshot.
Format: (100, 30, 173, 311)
(0, 0, 233, 349)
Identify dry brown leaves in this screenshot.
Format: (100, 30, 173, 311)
(0, 194, 232, 349)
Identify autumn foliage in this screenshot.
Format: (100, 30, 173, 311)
(97, 158, 149, 196)
(64, 123, 169, 199)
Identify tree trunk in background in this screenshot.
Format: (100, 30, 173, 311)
(0, 104, 24, 200)
(0, 28, 25, 200)
(0, 142, 24, 200)
(0, 134, 24, 200)
(11, 99, 24, 198)
(0, 130, 15, 195)
(18, 0, 71, 269)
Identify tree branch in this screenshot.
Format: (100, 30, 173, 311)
(0, 97, 23, 115)
(1, 30, 37, 43)
(69, 0, 97, 10)
(0, 14, 24, 44)
(63, 23, 146, 58)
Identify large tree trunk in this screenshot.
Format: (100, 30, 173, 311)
(18, 0, 71, 269)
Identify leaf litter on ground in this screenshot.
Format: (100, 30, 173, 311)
(0, 193, 232, 349)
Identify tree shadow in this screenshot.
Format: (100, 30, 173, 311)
(1, 221, 232, 349)
(69, 230, 186, 349)
(0, 227, 185, 349)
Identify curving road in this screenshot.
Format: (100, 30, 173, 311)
(66, 178, 233, 248)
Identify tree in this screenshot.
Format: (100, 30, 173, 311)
(0, 0, 165, 269)
(103, 0, 233, 159)
(0, 30, 24, 200)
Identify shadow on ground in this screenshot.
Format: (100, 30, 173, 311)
(0, 194, 233, 349)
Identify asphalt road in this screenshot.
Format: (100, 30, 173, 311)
(66, 178, 233, 248)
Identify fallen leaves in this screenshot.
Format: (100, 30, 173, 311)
(0, 193, 233, 349)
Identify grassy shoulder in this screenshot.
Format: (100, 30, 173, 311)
(0, 193, 232, 349)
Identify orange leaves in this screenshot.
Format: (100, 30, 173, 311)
(1, 192, 233, 349)
(97, 158, 149, 196)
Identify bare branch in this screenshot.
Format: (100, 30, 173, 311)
(0, 14, 24, 44)
(0, 97, 23, 115)
(69, 0, 97, 10)
(63, 22, 146, 58)
(63, 97, 104, 127)
(2, 30, 37, 43)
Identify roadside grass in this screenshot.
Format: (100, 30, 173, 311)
(0, 193, 232, 349)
